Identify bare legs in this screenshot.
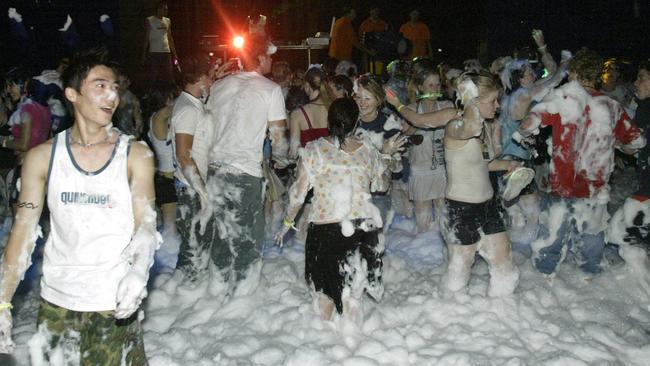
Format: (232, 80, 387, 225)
(443, 232, 519, 296)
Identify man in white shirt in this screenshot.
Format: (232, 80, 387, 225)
(0, 49, 159, 363)
(170, 54, 214, 281)
(205, 34, 288, 289)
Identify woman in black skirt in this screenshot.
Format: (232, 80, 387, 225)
(276, 98, 405, 323)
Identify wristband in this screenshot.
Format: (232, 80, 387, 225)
(537, 45, 548, 52)
(397, 104, 405, 113)
(282, 218, 295, 228)
(0, 302, 12, 310)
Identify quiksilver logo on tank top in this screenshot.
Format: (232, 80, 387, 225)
(60, 192, 111, 207)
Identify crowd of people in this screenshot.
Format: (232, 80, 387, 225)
(0, 3, 649, 364)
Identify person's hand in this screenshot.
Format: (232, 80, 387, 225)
(531, 29, 545, 48)
(382, 134, 408, 155)
(384, 87, 402, 108)
(0, 307, 14, 354)
(115, 270, 147, 319)
(214, 60, 237, 80)
(274, 225, 291, 247)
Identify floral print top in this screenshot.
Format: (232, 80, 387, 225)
(287, 137, 391, 225)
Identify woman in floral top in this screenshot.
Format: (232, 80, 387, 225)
(276, 98, 405, 323)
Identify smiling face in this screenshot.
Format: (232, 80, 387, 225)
(65, 65, 120, 127)
(476, 89, 500, 119)
(354, 86, 382, 121)
(419, 73, 442, 95)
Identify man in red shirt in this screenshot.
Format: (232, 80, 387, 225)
(518, 49, 645, 277)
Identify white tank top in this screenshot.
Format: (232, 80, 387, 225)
(147, 16, 171, 53)
(41, 130, 135, 311)
(445, 137, 494, 203)
(148, 113, 175, 173)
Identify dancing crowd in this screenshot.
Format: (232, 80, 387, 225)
(0, 3, 649, 364)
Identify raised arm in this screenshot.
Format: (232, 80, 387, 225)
(115, 141, 161, 319)
(0, 143, 50, 352)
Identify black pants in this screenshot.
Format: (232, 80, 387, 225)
(305, 222, 382, 314)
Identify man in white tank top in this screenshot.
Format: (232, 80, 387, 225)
(0, 49, 160, 364)
(141, 1, 178, 88)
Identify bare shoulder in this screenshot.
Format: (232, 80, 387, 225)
(128, 140, 155, 168)
(23, 139, 54, 174)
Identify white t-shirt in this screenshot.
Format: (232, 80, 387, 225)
(170, 91, 212, 184)
(41, 130, 134, 311)
(206, 71, 286, 177)
(147, 16, 171, 53)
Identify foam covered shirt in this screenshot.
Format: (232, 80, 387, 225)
(528, 81, 645, 198)
(41, 130, 134, 311)
(170, 91, 211, 184)
(206, 71, 286, 177)
(287, 138, 390, 225)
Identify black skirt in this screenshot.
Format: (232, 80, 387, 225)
(305, 221, 383, 314)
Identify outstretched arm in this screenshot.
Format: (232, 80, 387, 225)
(385, 87, 458, 128)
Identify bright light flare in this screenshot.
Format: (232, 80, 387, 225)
(233, 35, 244, 49)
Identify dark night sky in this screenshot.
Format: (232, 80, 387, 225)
(1, 0, 648, 77)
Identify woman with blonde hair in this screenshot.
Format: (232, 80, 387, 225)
(404, 68, 454, 232)
(440, 71, 520, 296)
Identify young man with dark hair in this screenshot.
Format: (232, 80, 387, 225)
(0, 49, 160, 364)
(171, 54, 216, 281)
(518, 49, 646, 278)
(205, 35, 288, 291)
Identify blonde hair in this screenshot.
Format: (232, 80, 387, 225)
(356, 74, 385, 104)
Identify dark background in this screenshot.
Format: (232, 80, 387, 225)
(1, 0, 648, 85)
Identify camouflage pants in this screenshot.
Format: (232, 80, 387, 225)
(33, 300, 147, 366)
(206, 168, 266, 283)
(175, 186, 216, 281)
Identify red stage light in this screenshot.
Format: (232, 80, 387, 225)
(233, 35, 244, 49)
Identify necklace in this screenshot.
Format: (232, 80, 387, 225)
(69, 131, 110, 148)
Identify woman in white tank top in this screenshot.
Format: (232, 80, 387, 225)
(441, 71, 521, 298)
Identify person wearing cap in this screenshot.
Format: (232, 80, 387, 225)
(205, 35, 289, 292)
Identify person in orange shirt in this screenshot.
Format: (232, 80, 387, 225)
(329, 7, 374, 62)
(399, 10, 432, 59)
(360, 7, 388, 36)
(359, 8, 389, 74)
